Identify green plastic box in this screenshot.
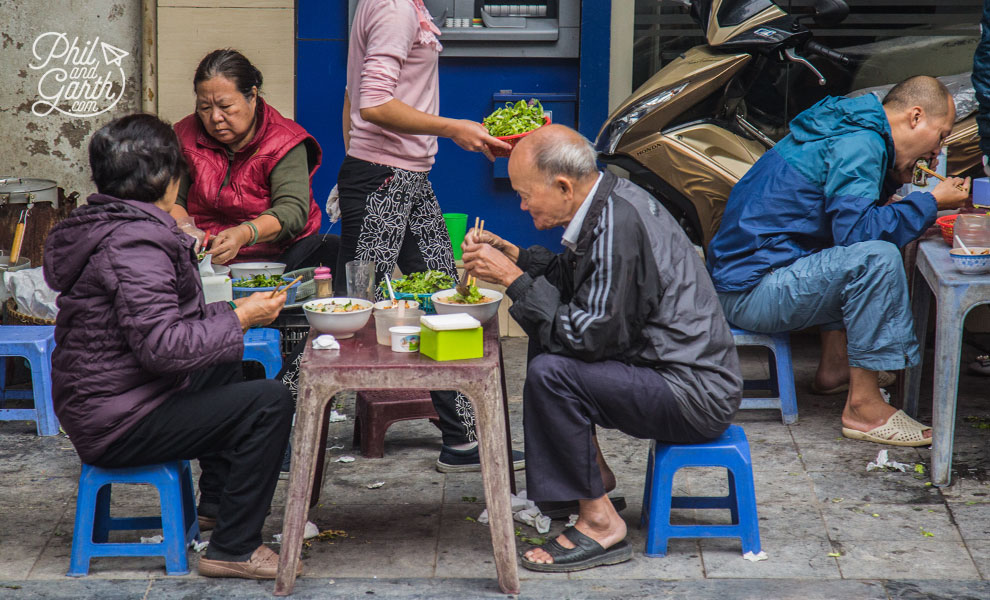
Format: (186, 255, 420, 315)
(419, 323, 483, 361)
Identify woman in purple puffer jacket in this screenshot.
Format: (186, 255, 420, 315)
(43, 114, 298, 580)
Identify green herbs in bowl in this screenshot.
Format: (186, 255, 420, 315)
(234, 274, 288, 288)
(484, 99, 546, 137)
(381, 270, 454, 314)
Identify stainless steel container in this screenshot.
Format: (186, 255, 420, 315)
(0, 177, 58, 207)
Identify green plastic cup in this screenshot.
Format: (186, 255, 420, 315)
(442, 213, 468, 260)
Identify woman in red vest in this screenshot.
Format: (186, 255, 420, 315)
(172, 49, 338, 271)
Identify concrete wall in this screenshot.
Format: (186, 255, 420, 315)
(0, 0, 142, 197)
(156, 0, 295, 125)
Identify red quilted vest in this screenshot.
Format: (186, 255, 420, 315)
(174, 99, 323, 261)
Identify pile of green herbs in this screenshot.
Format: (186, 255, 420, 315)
(233, 274, 286, 288)
(385, 271, 454, 295)
(483, 99, 545, 137)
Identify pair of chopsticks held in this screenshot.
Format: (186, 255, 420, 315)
(270, 275, 304, 299)
(467, 216, 486, 287)
(916, 164, 969, 193)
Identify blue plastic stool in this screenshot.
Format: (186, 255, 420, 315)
(641, 424, 761, 557)
(67, 461, 200, 576)
(0, 325, 59, 435)
(730, 327, 798, 424)
(243, 328, 282, 379)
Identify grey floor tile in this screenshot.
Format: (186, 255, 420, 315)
(947, 501, 990, 540)
(883, 580, 990, 600)
(937, 477, 990, 503)
(836, 540, 980, 579)
(700, 538, 841, 579)
(822, 502, 961, 542)
(966, 539, 990, 579)
(796, 441, 924, 473)
(809, 471, 942, 504)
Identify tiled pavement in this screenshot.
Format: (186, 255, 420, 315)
(1, 334, 988, 599)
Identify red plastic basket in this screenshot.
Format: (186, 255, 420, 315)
(936, 214, 959, 246)
(489, 115, 552, 158)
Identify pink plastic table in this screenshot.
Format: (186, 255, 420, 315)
(274, 320, 520, 595)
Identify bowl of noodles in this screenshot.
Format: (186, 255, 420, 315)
(302, 297, 374, 338)
(431, 287, 503, 323)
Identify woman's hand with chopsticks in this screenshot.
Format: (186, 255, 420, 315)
(230, 291, 286, 332)
(932, 175, 972, 211)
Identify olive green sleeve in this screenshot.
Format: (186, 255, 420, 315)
(261, 143, 312, 243)
(176, 171, 191, 208)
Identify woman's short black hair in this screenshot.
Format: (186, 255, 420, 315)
(88, 113, 184, 203)
(193, 49, 263, 99)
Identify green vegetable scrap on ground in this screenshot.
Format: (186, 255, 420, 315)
(484, 99, 545, 137)
(234, 274, 286, 288)
(386, 271, 454, 295)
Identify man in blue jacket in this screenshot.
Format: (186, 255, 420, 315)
(708, 76, 970, 447)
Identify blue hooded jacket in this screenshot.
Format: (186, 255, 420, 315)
(707, 94, 937, 292)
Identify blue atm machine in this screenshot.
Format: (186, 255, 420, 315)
(296, 0, 610, 251)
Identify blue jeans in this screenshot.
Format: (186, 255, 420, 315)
(717, 241, 920, 371)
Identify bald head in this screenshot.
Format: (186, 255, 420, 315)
(511, 124, 599, 185)
(883, 75, 952, 118)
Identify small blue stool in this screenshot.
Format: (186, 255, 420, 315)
(731, 328, 798, 424)
(641, 424, 761, 557)
(243, 327, 282, 379)
(68, 461, 200, 576)
(0, 325, 59, 435)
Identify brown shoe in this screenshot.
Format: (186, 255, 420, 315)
(198, 515, 216, 532)
(198, 545, 302, 579)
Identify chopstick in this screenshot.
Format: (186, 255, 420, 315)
(469, 219, 486, 287)
(916, 164, 968, 192)
(270, 275, 304, 298)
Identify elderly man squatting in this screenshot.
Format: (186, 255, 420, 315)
(460, 124, 743, 571)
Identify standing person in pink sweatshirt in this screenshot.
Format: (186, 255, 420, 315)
(336, 0, 519, 472)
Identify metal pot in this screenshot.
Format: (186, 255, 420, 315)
(0, 177, 58, 207)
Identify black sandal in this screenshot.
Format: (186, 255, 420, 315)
(521, 527, 632, 573)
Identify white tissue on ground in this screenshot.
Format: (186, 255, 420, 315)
(866, 449, 910, 472)
(191, 540, 209, 552)
(743, 551, 769, 562)
(312, 334, 340, 350)
(140, 534, 163, 544)
(366, 481, 386, 489)
(328, 410, 347, 422)
(334, 455, 355, 463)
(272, 521, 320, 543)
(565, 514, 579, 528)
(476, 490, 551, 534)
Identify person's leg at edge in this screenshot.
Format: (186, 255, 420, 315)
(719, 240, 927, 438)
(521, 353, 709, 564)
(815, 329, 849, 392)
(838, 242, 929, 439)
(95, 371, 293, 570)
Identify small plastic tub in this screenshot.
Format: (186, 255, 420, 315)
(390, 326, 421, 352)
(375, 307, 425, 345)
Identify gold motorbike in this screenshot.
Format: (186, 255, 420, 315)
(596, 0, 981, 249)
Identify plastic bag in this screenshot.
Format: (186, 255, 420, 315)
(325, 184, 341, 225)
(3, 266, 58, 320)
(175, 216, 205, 252)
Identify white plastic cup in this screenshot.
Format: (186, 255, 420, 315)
(389, 326, 421, 353)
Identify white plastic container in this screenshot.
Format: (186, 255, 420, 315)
(200, 275, 232, 304)
(389, 325, 421, 352)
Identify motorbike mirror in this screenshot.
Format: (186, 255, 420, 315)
(812, 0, 849, 27)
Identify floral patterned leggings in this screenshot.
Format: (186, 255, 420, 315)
(329, 155, 476, 445)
